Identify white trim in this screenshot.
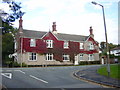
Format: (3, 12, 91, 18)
(63, 41, 69, 49)
(28, 52, 37, 61)
(41, 32, 49, 39)
(63, 54, 70, 61)
(41, 32, 58, 40)
(30, 39, 36, 47)
(80, 43, 84, 49)
(79, 54, 84, 60)
(46, 40, 53, 48)
(88, 54, 94, 61)
(46, 53, 54, 61)
(89, 42, 94, 50)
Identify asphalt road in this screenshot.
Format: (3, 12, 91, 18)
(0, 65, 105, 88)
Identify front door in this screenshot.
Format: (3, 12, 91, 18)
(74, 55, 78, 65)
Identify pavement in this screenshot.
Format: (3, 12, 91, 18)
(73, 65, 120, 88)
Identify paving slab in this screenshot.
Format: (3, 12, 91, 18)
(74, 65, 120, 88)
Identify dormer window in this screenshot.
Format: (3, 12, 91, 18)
(30, 39, 36, 47)
(64, 41, 69, 48)
(80, 43, 83, 49)
(46, 40, 53, 48)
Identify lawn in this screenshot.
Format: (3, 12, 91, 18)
(97, 64, 120, 80)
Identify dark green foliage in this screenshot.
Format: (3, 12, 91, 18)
(79, 61, 100, 65)
(12, 61, 20, 67)
(1, 1, 25, 23)
(2, 33, 14, 65)
(1, 1, 25, 67)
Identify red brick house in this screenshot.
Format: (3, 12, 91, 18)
(14, 17, 99, 66)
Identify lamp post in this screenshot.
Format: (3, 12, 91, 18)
(91, 1, 110, 77)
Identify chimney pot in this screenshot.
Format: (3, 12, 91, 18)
(19, 17, 23, 33)
(89, 26, 93, 35)
(19, 16, 23, 28)
(52, 22, 56, 31)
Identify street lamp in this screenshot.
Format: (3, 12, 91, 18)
(91, 1, 110, 77)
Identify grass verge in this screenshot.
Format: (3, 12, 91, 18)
(97, 64, 120, 80)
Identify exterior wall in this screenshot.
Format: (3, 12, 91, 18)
(16, 32, 100, 65)
(22, 52, 73, 65)
(78, 53, 99, 62)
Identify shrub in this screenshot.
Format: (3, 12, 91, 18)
(79, 61, 100, 65)
(12, 61, 21, 67)
(22, 62, 27, 67)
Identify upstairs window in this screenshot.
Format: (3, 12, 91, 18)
(63, 54, 69, 61)
(89, 42, 94, 50)
(46, 53, 53, 61)
(80, 43, 83, 49)
(30, 39, 36, 47)
(64, 41, 69, 48)
(29, 52, 37, 61)
(46, 40, 53, 48)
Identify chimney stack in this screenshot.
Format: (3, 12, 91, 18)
(19, 16, 23, 33)
(89, 26, 94, 38)
(52, 22, 57, 34)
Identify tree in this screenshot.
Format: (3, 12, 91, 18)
(1, 0, 25, 66)
(100, 42, 118, 59)
(0, 0, 25, 24)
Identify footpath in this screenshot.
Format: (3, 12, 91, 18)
(74, 65, 120, 88)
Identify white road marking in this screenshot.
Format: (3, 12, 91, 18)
(29, 75, 48, 84)
(1, 73, 12, 79)
(14, 70, 25, 74)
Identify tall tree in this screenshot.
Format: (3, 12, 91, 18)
(1, 0, 25, 66)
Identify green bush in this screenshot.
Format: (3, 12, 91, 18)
(79, 61, 88, 65)
(22, 62, 27, 67)
(79, 61, 100, 65)
(12, 61, 21, 67)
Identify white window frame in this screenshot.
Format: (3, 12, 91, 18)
(80, 54, 84, 60)
(64, 41, 69, 49)
(88, 54, 94, 61)
(30, 39, 36, 47)
(63, 54, 70, 61)
(46, 40, 53, 48)
(29, 52, 37, 61)
(89, 42, 94, 50)
(80, 43, 84, 49)
(46, 53, 53, 61)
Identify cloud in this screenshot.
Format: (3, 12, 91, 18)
(12, 0, 118, 44)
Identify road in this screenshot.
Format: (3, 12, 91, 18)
(0, 65, 105, 88)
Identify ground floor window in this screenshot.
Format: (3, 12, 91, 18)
(88, 54, 94, 61)
(46, 53, 53, 61)
(29, 52, 37, 61)
(63, 54, 69, 61)
(80, 54, 84, 60)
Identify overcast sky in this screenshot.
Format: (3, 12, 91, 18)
(1, 0, 119, 44)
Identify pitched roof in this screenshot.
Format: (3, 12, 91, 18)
(54, 33, 88, 41)
(111, 46, 120, 51)
(22, 29, 88, 41)
(23, 29, 47, 38)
